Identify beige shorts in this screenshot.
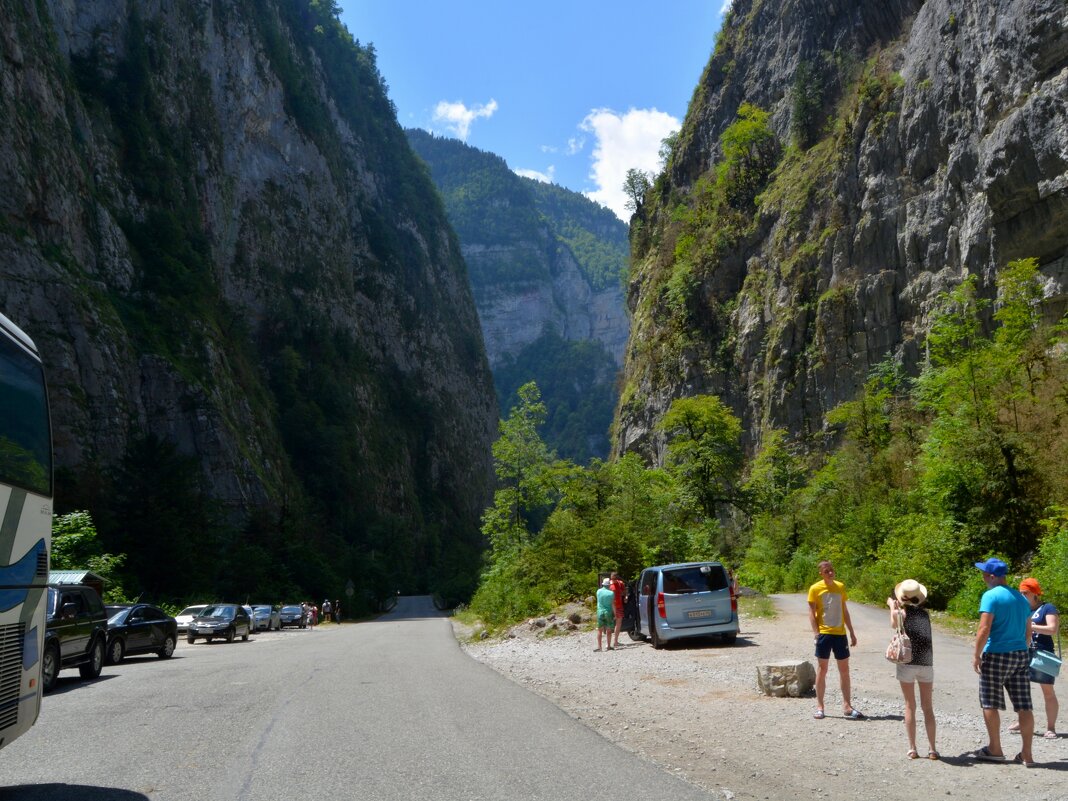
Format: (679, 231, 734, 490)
(896, 663, 934, 683)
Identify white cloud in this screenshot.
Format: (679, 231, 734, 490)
(432, 99, 499, 141)
(566, 136, 585, 156)
(720, 0, 733, 14)
(580, 107, 679, 221)
(515, 166, 555, 183)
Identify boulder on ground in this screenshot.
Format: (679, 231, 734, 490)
(756, 659, 815, 697)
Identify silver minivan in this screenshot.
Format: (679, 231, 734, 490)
(635, 562, 738, 647)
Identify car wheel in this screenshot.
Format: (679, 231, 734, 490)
(225, 627, 235, 643)
(107, 637, 125, 665)
(159, 635, 176, 658)
(651, 623, 663, 650)
(187, 634, 197, 645)
(80, 636, 104, 679)
(627, 627, 645, 642)
(721, 632, 737, 645)
(42, 642, 59, 693)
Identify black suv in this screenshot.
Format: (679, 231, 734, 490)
(43, 585, 108, 692)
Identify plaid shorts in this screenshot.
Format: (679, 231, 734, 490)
(979, 650, 1033, 711)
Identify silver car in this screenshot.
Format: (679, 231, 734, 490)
(174, 604, 208, 634)
(251, 604, 281, 631)
(634, 562, 738, 648)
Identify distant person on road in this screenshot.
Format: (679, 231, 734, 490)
(301, 601, 309, 628)
(887, 579, 938, 759)
(972, 557, 1034, 766)
(1008, 577, 1059, 740)
(595, 578, 615, 652)
(334, 599, 341, 623)
(322, 599, 332, 623)
(609, 571, 627, 648)
(808, 560, 863, 720)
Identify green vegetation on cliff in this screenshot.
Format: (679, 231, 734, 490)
(471, 261, 1068, 626)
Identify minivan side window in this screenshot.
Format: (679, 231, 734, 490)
(641, 570, 658, 595)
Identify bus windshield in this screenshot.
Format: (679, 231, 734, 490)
(0, 333, 51, 497)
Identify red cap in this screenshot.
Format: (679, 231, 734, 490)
(1019, 577, 1043, 595)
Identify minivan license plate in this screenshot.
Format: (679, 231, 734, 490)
(688, 609, 712, 619)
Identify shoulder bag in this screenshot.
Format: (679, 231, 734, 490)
(1030, 607, 1062, 678)
(885, 609, 912, 664)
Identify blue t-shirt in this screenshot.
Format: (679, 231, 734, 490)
(1031, 601, 1059, 653)
(979, 585, 1030, 653)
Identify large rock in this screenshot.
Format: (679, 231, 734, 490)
(757, 660, 816, 698)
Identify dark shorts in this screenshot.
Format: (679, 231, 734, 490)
(815, 633, 850, 661)
(979, 650, 1033, 710)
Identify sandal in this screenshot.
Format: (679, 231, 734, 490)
(1013, 752, 1034, 768)
(975, 746, 1006, 762)
(907, 749, 918, 759)
(813, 709, 825, 719)
(1008, 721, 1021, 733)
(1043, 730, 1057, 739)
(844, 709, 866, 720)
(928, 751, 940, 761)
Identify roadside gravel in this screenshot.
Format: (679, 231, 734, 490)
(457, 595, 1068, 801)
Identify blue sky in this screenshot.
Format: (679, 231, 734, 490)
(336, 2, 728, 220)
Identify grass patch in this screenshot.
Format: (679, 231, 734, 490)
(739, 594, 777, 618)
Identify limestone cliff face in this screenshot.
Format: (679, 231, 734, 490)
(617, 0, 1068, 461)
(0, 1, 496, 565)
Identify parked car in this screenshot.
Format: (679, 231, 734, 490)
(634, 561, 738, 648)
(186, 604, 252, 644)
(278, 604, 305, 629)
(251, 605, 281, 631)
(43, 584, 108, 692)
(174, 604, 209, 634)
(105, 604, 178, 664)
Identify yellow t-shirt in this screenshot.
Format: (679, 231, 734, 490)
(808, 579, 847, 635)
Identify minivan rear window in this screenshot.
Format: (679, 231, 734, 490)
(662, 565, 728, 593)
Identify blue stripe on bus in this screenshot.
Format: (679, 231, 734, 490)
(0, 540, 46, 612)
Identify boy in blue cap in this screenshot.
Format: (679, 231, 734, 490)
(971, 557, 1034, 766)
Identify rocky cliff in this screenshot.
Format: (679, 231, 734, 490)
(405, 130, 630, 368)
(617, 0, 1068, 461)
(0, 0, 496, 590)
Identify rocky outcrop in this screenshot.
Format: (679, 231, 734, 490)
(617, 0, 1068, 460)
(0, 1, 496, 574)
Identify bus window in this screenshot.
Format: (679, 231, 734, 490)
(0, 333, 51, 497)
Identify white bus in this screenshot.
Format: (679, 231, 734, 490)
(0, 311, 51, 749)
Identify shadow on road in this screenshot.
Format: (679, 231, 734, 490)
(0, 784, 149, 800)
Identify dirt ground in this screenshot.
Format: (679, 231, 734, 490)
(456, 594, 1068, 801)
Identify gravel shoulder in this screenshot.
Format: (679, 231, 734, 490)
(457, 595, 1068, 800)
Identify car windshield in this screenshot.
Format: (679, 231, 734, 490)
(199, 606, 234, 619)
(178, 606, 206, 617)
(108, 609, 131, 625)
(253, 605, 270, 612)
(662, 566, 728, 593)
(281, 606, 300, 613)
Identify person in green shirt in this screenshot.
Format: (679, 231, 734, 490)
(595, 578, 616, 652)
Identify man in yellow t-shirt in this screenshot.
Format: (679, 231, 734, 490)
(808, 560, 863, 720)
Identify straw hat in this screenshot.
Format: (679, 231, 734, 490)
(894, 578, 928, 605)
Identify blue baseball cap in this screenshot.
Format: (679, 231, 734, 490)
(974, 558, 1008, 577)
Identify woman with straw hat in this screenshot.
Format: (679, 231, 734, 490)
(887, 578, 938, 759)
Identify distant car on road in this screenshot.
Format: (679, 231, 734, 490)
(174, 604, 209, 634)
(186, 604, 252, 644)
(105, 604, 178, 664)
(251, 605, 281, 631)
(279, 605, 305, 628)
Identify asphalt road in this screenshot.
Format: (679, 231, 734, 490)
(0, 596, 716, 801)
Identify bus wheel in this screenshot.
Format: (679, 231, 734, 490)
(42, 643, 59, 692)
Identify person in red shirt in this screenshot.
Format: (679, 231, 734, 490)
(609, 571, 627, 648)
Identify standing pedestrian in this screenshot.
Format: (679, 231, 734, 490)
(808, 560, 863, 720)
(887, 579, 938, 759)
(334, 599, 342, 623)
(609, 571, 627, 648)
(595, 578, 615, 652)
(1008, 577, 1059, 739)
(322, 598, 333, 623)
(972, 557, 1034, 766)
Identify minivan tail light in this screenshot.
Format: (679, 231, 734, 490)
(657, 592, 666, 618)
